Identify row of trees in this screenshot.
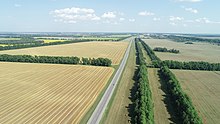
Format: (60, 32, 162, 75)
(149, 34, 220, 44)
(159, 66, 203, 124)
(166, 35, 220, 44)
(0, 39, 90, 51)
(134, 38, 154, 124)
(82, 57, 112, 66)
(163, 60, 220, 71)
(0, 54, 112, 67)
(0, 37, 41, 44)
(135, 38, 161, 68)
(139, 38, 203, 123)
(153, 47, 180, 53)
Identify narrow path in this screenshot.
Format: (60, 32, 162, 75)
(148, 68, 174, 124)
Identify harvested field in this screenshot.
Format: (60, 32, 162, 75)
(43, 39, 66, 43)
(172, 70, 220, 124)
(144, 39, 220, 63)
(0, 41, 129, 65)
(0, 62, 114, 124)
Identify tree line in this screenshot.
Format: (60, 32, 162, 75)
(153, 47, 180, 53)
(149, 34, 220, 45)
(135, 38, 161, 68)
(138, 38, 203, 123)
(163, 60, 220, 71)
(159, 66, 203, 124)
(0, 39, 90, 51)
(0, 54, 112, 67)
(134, 38, 154, 124)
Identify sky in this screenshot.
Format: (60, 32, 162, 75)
(0, 0, 220, 33)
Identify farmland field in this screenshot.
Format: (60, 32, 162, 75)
(144, 39, 220, 63)
(43, 39, 66, 43)
(0, 41, 129, 65)
(172, 69, 220, 124)
(0, 44, 10, 46)
(0, 62, 114, 123)
(80, 37, 120, 41)
(0, 38, 20, 40)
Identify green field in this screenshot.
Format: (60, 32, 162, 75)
(80, 37, 120, 41)
(0, 38, 20, 40)
(172, 69, 220, 124)
(144, 39, 220, 63)
(43, 39, 67, 43)
(0, 44, 10, 46)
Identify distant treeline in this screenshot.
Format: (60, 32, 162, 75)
(136, 38, 161, 67)
(0, 54, 112, 67)
(159, 66, 203, 124)
(0, 37, 43, 44)
(134, 38, 154, 123)
(0, 39, 90, 51)
(185, 42, 193, 44)
(153, 47, 180, 53)
(150, 34, 220, 45)
(163, 60, 220, 71)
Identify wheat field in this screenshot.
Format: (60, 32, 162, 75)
(0, 62, 114, 124)
(0, 41, 129, 65)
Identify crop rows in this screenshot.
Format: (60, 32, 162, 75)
(0, 62, 113, 123)
(0, 41, 129, 65)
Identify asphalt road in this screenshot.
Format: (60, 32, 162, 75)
(87, 38, 133, 124)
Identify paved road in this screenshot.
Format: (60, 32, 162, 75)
(87, 38, 133, 124)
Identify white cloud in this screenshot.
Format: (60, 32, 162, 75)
(169, 16, 184, 21)
(129, 19, 135, 22)
(153, 17, 160, 21)
(119, 18, 125, 21)
(195, 18, 220, 24)
(138, 11, 155, 16)
(101, 11, 126, 24)
(183, 24, 187, 27)
(183, 7, 198, 14)
(51, 7, 100, 23)
(170, 22, 177, 26)
(176, 0, 202, 2)
(102, 12, 116, 19)
(14, 4, 22, 7)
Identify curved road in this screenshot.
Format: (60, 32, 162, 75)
(87, 38, 133, 124)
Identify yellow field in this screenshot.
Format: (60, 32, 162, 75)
(0, 62, 113, 124)
(172, 70, 220, 124)
(0, 38, 20, 40)
(144, 39, 220, 63)
(43, 40, 66, 43)
(0, 41, 129, 65)
(0, 44, 9, 46)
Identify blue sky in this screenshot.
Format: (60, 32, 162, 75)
(1, 0, 220, 33)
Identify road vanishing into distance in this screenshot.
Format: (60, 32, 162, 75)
(87, 38, 133, 124)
